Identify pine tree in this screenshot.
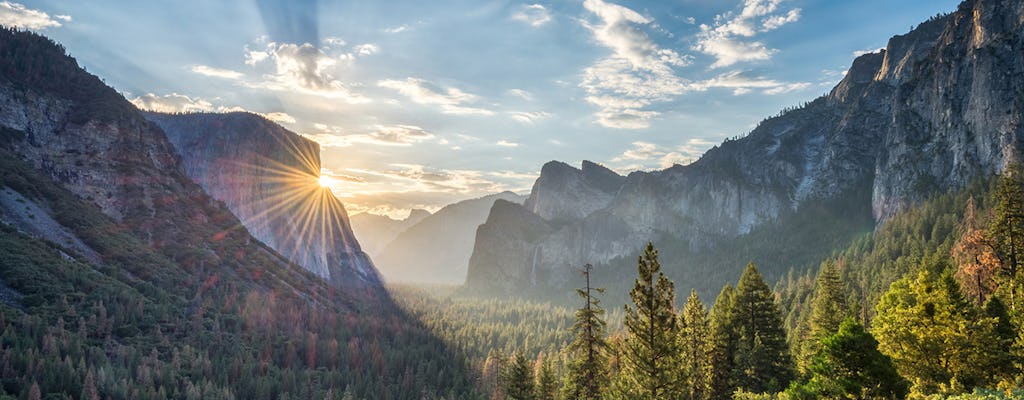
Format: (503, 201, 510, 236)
(679, 289, 711, 400)
(787, 318, 908, 399)
(534, 356, 558, 400)
(730, 263, 794, 394)
(614, 243, 684, 399)
(503, 353, 535, 400)
(990, 164, 1024, 311)
(82, 369, 99, 400)
(798, 260, 848, 372)
(563, 264, 609, 400)
(708, 285, 737, 399)
(952, 196, 1001, 304)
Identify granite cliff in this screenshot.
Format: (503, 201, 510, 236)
(466, 0, 1024, 297)
(146, 112, 381, 288)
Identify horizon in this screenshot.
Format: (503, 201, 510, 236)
(3, 0, 959, 218)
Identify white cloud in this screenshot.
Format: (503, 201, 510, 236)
(496, 140, 520, 147)
(694, 0, 800, 68)
(305, 124, 436, 147)
(512, 4, 552, 27)
(260, 111, 296, 124)
(508, 88, 533, 100)
(384, 24, 409, 34)
(128, 93, 245, 114)
(241, 40, 372, 102)
(0, 2, 64, 29)
(579, 0, 691, 129)
(355, 43, 379, 56)
(191, 65, 243, 80)
(509, 111, 551, 124)
(611, 138, 717, 170)
(688, 70, 811, 95)
(853, 47, 884, 57)
(378, 78, 495, 116)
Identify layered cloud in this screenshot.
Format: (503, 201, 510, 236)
(579, 0, 691, 129)
(610, 138, 718, 171)
(690, 70, 810, 95)
(378, 78, 495, 116)
(694, 0, 801, 68)
(305, 124, 436, 147)
(128, 93, 295, 125)
(512, 4, 552, 27)
(0, 2, 66, 30)
(242, 41, 371, 102)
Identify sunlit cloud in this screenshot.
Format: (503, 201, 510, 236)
(192, 65, 243, 80)
(242, 41, 371, 102)
(129, 93, 245, 114)
(496, 140, 519, 147)
(694, 0, 801, 68)
(0, 1, 64, 30)
(579, 0, 691, 129)
(609, 138, 718, 171)
(509, 111, 551, 124)
(378, 78, 495, 116)
(304, 124, 436, 147)
(512, 4, 552, 27)
(689, 70, 811, 95)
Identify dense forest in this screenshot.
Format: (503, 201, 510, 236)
(389, 169, 1024, 400)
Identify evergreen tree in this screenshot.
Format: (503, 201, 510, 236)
(708, 285, 737, 399)
(614, 243, 684, 399)
(730, 263, 794, 394)
(787, 318, 908, 399)
(534, 356, 558, 400)
(981, 297, 1017, 385)
(798, 260, 848, 372)
(563, 264, 609, 400)
(990, 164, 1024, 311)
(873, 265, 1005, 395)
(679, 290, 711, 400)
(503, 353, 535, 400)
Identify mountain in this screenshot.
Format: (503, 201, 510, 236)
(374, 191, 525, 284)
(465, 0, 1024, 300)
(0, 27, 473, 398)
(350, 208, 430, 256)
(145, 112, 380, 288)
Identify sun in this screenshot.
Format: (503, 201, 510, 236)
(318, 175, 334, 188)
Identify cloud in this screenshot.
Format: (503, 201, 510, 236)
(507, 88, 533, 100)
(579, 0, 691, 129)
(496, 140, 519, 147)
(243, 41, 371, 102)
(611, 138, 717, 170)
(512, 4, 552, 27)
(0, 2, 64, 29)
(191, 65, 243, 80)
(509, 111, 551, 124)
(378, 78, 495, 116)
(384, 24, 409, 34)
(355, 43, 379, 56)
(128, 93, 245, 114)
(305, 124, 436, 147)
(694, 0, 800, 68)
(260, 111, 296, 124)
(853, 47, 884, 57)
(688, 70, 811, 95)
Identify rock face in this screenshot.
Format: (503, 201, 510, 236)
(372, 191, 525, 284)
(350, 209, 430, 256)
(146, 112, 381, 288)
(466, 0, 1024, 295)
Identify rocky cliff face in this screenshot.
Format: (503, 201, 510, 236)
(351, 209, 430, 256)
(146, 112, 381, 288)
(466, 0, 1024, 296)
(373, 191, 524, 284)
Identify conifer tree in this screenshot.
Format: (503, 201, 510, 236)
(730, 263, 794, 394)
(503, 353, 535, 400)
(708, 285, 737, 399)
(679, 289, 711, 400)
(615, 243, 684, 399)
(989, 165, 1024, 311)
(534, 356, 558, 400)
(798, 260, 848, 372)
(563, 264, 609, 400)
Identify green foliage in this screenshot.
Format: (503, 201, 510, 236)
(797, 260, 850, 372)
(709, 285, 739, 399)
(787, 318, 908, 399)
(987, 165, 1024, 312)
(564, 266, 610, 400)
(679, 290, 712, 400)
(731, 263, 795, 394)
(614, 243, 684, 399)
(503, 353, 535, 400)
(534, 357, 558, 400)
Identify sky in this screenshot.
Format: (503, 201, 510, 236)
(3, 0, 960, 218)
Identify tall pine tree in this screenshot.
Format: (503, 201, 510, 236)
(798, 259, 848, 372)
(503, 352, 535, 400)
(680, 289, 712, 400)
(614, 243, 684, 399)
(563, 264, 609, 400)
(730, 263, 795, 394)
(989, 164, 1024, 311)
(708, 285, 738, 399)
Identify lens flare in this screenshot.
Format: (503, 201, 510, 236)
(318, 174, 334, 188)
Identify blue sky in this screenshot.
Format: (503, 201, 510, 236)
(3, 0, 959, 217)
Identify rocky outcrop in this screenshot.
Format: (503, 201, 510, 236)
(351, 209, 430, 256)
(146, 112, 381, 288)
(466, 0, 1024, 296)
(373, 191, 524, 284)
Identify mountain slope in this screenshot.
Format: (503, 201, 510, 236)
(466, 0, 1024, 300)
(374, 191, 525, 284)
(146, 112, 381, 288)
(350, 209, 430, 256)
